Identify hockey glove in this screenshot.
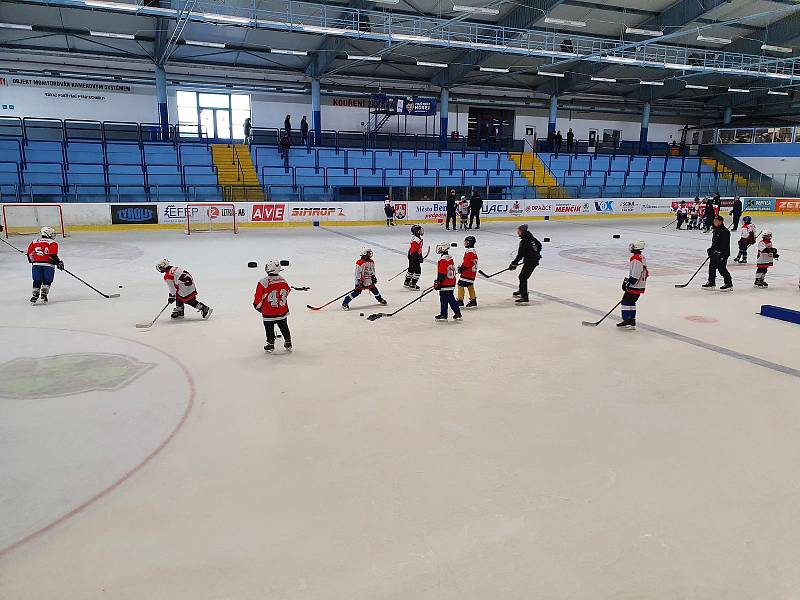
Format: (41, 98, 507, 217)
(168, 295, 176, 304)
(457, 265, 464, 273)
(622, 279, 629, 291)
(372, 277, 378, 284)
(57, 260, 65, 271)
(433, 281, 441, 290)
(508, 263, 518, 271)
(774, 252, 780, 259)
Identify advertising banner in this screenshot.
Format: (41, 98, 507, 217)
(776, 198, 800, 213)
(111, 204, 158, 225)
(742, 198, 776, 212)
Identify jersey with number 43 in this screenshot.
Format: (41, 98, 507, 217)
(254, 275, 291, 321)
(164, 266, 197, 302)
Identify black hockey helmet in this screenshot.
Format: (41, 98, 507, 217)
(464, 235, 476, 248)
(411, 224, 423, 237)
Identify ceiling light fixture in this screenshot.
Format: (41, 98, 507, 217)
(480, 66, 509, 73)
(761, 44, 792, 53)
(371, 0, 400, 4)
(393, 33, 433, 42)
(347, 54, 381, 61)
(625, 27, 663, 37)
(544, 17, 586, 28)
(727, 87, 750, 93)
(697, 35, 732, 44)
(89, 30, 135, 39)
(301, 25, 349, 35)
(84, 0, 140, 11)
(185, 39, 226, 48)
(0, 22, 33, 30)
(417, 60, 448, 68)
(590, 76, 617, 82)
(684, 84, 709, 90)
(452, 5, 500, 15)
(639, 80, 665, 86)
(537, 70, 565, 77)
(200, 13, 252, 24)
(767, 90, 790, 95)
(270, 48, 308, 56)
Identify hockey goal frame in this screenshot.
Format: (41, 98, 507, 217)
(2, 203, 68, 238)
(184, 202, 239, 235)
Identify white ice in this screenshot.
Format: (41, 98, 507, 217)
(1, 217, 800, 600)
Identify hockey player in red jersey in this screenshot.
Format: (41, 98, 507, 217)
(754, 231, 778, 288)
(456, 235, 478, 308)
(27, 226, 64, 304)
(617, 240, 648, 330)
(342, 247, 387, 310)
(253, 259, 292, 352)
(434, 242, 462, 321)
(156, 259, 213, 320)
(404, 225, 424, 290)
(734, 216, 756, 263)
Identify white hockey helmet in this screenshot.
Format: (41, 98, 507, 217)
(629, 240, 645, 252)
(265, 258, 283, 274)
(460, 195, 466, 201)
(435, 241, 450, 255)
(40, 226, 56, 239)
(155, 258, 171, 273)
(360, 246, 373, 258)
(762, 230, 773, 238)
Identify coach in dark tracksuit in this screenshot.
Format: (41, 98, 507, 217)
(468, 191, 483, 229)
(508, 224, 542, 303)
(729, 196, 743, 230)
(703, 215, 733, 291)
(703, 196, 715, 232)
(445, 189, 458, 230)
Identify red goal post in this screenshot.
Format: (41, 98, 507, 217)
(2, 203, 68, 238)
(184, 203, 238, 235)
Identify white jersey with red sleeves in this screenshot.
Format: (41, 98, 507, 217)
(409, 235, 423, 257)
(458, 248, 478, 284)
(164, 266, 197, 302)
(254, 275, 291, 321)
(436, 255, 456, 291)
(627, 253, 648, 295)
(756, 240, 775, 268)
(27, 237, 59, 266)
(354, 258, 377, 287)
(740, 222, 756, 243)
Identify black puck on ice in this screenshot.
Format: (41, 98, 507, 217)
(613, 234, 621, 239)
(247, 261, 258, 268)
(360, 313, 365, 317)
(118, 285, 123, 288)
(543, 237, 550, 242)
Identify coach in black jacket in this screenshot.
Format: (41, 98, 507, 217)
(729, 196, 743, 230)
(703, 215, 733, 291)
(508, 224, 542, 303)
(468, 191, 483, 229)
(445, 189, 457, 230)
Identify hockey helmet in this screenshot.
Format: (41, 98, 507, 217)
(411, 224, 424, 237)
(155, 258, 171, 273)
(743, 215, 752, 224)
(40, 226, 56, 239)
(265, 258, 283, 274)
(360, 246, 373, 259)
(762, 230, 772, 238)
(435, 242, 450, 255)
(460, 195, 466, 201)
(464, 235, 476, 248)
(629, 240, 645, 253)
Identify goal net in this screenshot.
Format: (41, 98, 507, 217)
(2, 204, 68, 238)
(185, 203, 238, 235)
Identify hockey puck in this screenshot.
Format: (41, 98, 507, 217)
(543, 237, 550, 242)
(247, 261, 257, 268)
(613, 234, 621, 239)
(360, 313, 365, 317)
(118, 285, 123, 289)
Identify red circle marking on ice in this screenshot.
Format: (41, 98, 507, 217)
(685, 315, 718, 323)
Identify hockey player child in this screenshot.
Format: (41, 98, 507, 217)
(734, 215, 756, 263)
(508, 224, 542, 304)
(404, 225, 424, 290)
(456, 235, 478, 309)
(688, 198, 700, 230)
(754, 231, 779, 288)
(383, 196, 395, 227)
(434, 242, 462, 321)
(27, 226, 64, 304)
(342, 247, 387, 310)
(253, 259, 292, 353)
(458, 196, 470, 230)
(676, 201, 688, 229)
(617, 241, 648, 330)
(156, 259, 213, 319)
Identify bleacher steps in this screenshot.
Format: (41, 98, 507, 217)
(210, 144, 265, 201)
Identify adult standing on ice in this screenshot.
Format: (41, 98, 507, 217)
(702, 216, 733, 291)
(445, 189, 458, 230)
(27, 226, 63, 304)
(508, 224, 542, 304)
(730, 196, 743, 231)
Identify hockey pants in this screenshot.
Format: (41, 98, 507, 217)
(438, 289, 462, 318)
(264, 318, 291, 345)
(344, 285, 383, 305)
(456, 281, 476, 301)
(620, 291, 640, 321)
(407, 255, 422, 285)
(755, 267, 768, 283)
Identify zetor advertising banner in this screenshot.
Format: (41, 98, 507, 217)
(776, 198, 800, 213)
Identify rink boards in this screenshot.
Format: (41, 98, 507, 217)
(1, 197, 798, 231)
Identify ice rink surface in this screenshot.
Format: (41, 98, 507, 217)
(2, 216, 800, 600)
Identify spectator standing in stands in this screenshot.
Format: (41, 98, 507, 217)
(445, 189, 458, 230)
(730, 195, 743, 230)
(300, 116, 309, 146)
(284, 114, 292, 144)
(361, 121, 370, 135)
(243, 117, 252, 144)
(468, 190, 483, 230)
(554, 130, 563, 156)
(566, 128, 574, 154)
(279, 132, 291, 169)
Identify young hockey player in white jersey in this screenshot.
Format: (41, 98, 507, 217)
(754, 231, 779, 288)
(342, 247, 388, 310)
(734, 215, 756, 263)
(156, 259, 213, 319)
(617, 240, 648, 330)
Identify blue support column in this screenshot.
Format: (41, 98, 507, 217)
(440, 88, 449, 150)
(723, 107, 732, 125)
(548, 94, 558, 138)
(155, 65, 169, 141)
(311, 78, 321, 147)
(639, 102, 651, 154)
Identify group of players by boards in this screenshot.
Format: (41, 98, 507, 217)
(673, 192, 745, 232)
(20, 207, 786, 354)
(383, 190, 485, 231)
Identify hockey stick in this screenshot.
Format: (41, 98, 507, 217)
(136, 303, 170, 329)
(581, 300, 623, 327)
(662, 217, 678, 229)
(0, 236, 25, 254)
(63, 268, 121, 298)
(291, 286, 310, 291)
(388, 267, 408, 282)
(674, 256, 710, 288)
(306, 289, 355, 311)
(367, 286, 435, 321)
(479, 267, 511, 279)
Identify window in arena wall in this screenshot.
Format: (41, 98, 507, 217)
(755, 128, 773, 143)
(775, 127, 793, 143)
(718, 129, 735, 144)
(735, 128, 753, 143)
